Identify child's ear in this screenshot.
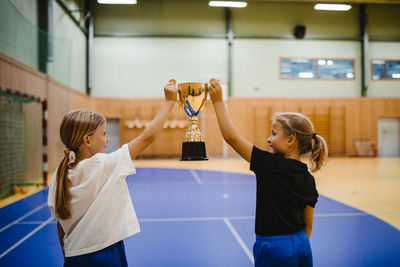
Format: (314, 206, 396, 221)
(287, 135, 296, 146)
(82, 135, 91, 147)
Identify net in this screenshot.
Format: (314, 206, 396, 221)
(0, 92, 43, 199)
(0, 0, 72, 86)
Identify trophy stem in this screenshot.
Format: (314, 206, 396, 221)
(185, 116, 204, 142)
(180, 116, 208, 161)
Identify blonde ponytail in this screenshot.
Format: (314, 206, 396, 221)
(55, 156, 72, 220)
(309, 134, 328, 172)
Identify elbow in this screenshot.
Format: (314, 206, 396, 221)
(224, 134, 240, 148)
(144, 134, 156, 145)
(223, 135, 232, 145)
(223, 135, 235, 146)
(222, 132, 237, 145)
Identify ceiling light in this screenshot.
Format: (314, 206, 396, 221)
(314, 4, 351, 11)
(209, 1, 247, 8)
(97, 0, 137, 4)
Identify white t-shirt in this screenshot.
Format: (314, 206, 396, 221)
(48, 144, 140, 257)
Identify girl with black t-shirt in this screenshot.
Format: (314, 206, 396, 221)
(208, 79, 328, 267)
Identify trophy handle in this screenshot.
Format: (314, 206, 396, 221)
(194, 83, 208, 115)
(170, 78, 184, 107)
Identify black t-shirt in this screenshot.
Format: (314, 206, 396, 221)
(250, 146, 319, 236)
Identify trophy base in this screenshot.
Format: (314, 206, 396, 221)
(180, 142, 208, 161)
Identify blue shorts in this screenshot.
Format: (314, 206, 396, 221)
(253, 230, 313, 267)
(64, 240, 128, 267)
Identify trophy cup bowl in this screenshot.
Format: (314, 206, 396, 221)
(177, 81, 208, 161)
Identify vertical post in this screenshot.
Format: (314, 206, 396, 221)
(38, 0, 53, 72)
(225, 7, 233, 97)
(47, 0, 54, 63)
(360, 4, 369, 97)
(42, 99, 48, 186)
(37, 0, 48, 73)
(85, 1, 93, 95)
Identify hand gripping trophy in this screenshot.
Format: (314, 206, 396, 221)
(170, 79, 208, 161)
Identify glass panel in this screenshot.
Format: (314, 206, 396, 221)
(281, 58, 316, 79)
(0, 0, 72, 86)
(318, 59, 354, 79)
(372, 60, 400, 80)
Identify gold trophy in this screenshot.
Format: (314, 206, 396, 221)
(171, 79, 208, 161)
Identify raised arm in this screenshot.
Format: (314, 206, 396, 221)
(128, 80, 177, 159)
(208, 79, 252, 162)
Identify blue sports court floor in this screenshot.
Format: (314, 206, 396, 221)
(1, 167, 400, 266)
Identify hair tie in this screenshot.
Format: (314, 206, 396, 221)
(64, 149, 76, 168)
(312, 133, 317, 139)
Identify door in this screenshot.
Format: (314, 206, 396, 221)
(106, 118, 120, 153)
(378, 118, 400, 157)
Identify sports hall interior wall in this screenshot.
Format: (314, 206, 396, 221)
(69, 88, 400, 158)
(1, 52, 400, 174)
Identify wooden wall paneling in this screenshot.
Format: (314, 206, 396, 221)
(74, 93, 400, 158)
(204, 104, 223, 157)
(69, 89, 92, 110)
(117, 98, 188, 158)
(93, 97, 127, 118)
(47, 78, 70, 172)
(299, 100, 315, 119)
(252, 103, 270, 150)
(345, 98, 359, 155)
(360, 98, 374, 141)
(330, 104, 346, 155)
(76, 95, 400, 158)
(228, 98, 253, 157)
(376, 98, 400, 117)
(122, 101, 138, 118)
(314, 105, 332, 154)
(0, 54, 47, 97)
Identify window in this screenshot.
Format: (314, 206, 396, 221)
(281, 58, 316, 79)
(372, 59, 400, 80)
(318, 59, 354, 79)
(280, 58, 355, 80)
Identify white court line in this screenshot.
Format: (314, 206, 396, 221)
(17, 221, 57, 225)
(190, 169, 203, 184)
(16, 213, 370, 225)
(131, 181, 254, 186)
(0, 203, 47, 233)
(0, 217, 54, 259)
(139, 213, 369, 222)
(315, 212, 369, 217)
(223, 217, 254, 264)
(140, 216, 224, 222)
(131, 182, 199, 186)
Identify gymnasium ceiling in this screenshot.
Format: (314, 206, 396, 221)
(233, 0, 400, 3)
(198, 0, 400, 4)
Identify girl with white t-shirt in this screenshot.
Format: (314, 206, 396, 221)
(48, 80, 178, 266)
